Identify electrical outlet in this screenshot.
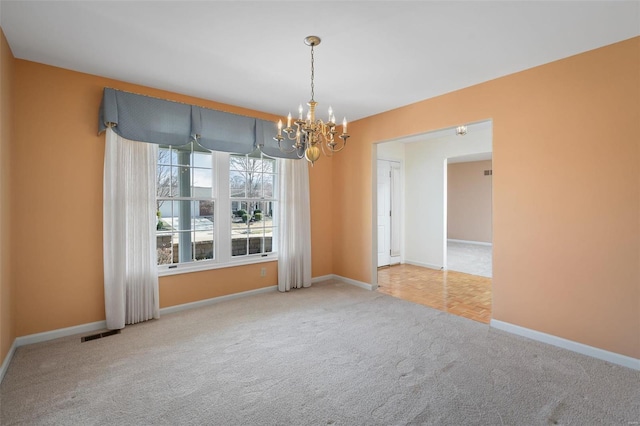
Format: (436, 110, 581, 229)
(260, 267, 267, 277)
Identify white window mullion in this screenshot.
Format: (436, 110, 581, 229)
(216, 151, 231, 264)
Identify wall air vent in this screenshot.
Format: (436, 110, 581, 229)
(484, 170, 492, 176)
(81, 329, 121, 342)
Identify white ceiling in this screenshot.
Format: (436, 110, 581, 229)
(1, 1, 638, 121)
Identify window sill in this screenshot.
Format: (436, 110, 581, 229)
(158, 253, 278, 277)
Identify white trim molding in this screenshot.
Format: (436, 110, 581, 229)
(404, 259, 443, 271)
(160, 285, 277, 315)
(16, 320, 107, 347)
(491, 319, 640, 371)
(447, 239, 492, 246)
(334, 275, 374, 291)
(312, 274, 374, 291)
(311, 275, 334, 284)
(0, 339, 17, 384)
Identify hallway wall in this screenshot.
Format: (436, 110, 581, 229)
(448, 160, 492, 243)
(403, 128, 492, 269)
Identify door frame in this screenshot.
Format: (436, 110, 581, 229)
(376, 158, 403, 267)
(371, 120, 494, 291)
(444, 155, 493, 275)
(371, 143, 406, 289)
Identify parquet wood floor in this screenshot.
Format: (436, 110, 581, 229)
(377, 264, 492, 324)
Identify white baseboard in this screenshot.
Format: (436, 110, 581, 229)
(160, 285, 277, 315)
(311, 274, 334, 284)
(448, 239, 492, 246)
(404, 260, 443, 270)
(490, 319, 640, 371)
(0, 339, 17, 384)
(312, 274, 374, 291)
(16, 320, 107, 347)
(334, 275, 374, 291)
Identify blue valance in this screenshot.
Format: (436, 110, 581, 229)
(99, 88, 194, 146)
(192, 106, 256, 154)
(98, 88, 299, 159)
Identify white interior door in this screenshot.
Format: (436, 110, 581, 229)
(389, 162, 401, 264)
(377, 160, 391, 267)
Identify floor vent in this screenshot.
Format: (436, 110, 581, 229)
(484, 170, 493, 176)
(81, 329, 121, 342)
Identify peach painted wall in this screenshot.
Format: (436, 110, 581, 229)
(447, 160, 492, 243)
(308, 155, 334, 278)
(334, 37, 640, 358)
(0, 29, 15, 368)
(11, 60, 334, 337)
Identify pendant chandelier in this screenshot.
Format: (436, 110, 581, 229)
(274, 36, 349, 165)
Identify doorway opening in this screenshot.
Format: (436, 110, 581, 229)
(446, 154, 493, 278)
(373, 120, 493, 323)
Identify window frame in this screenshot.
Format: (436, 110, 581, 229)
(228, 152, 278, 259)
(157, 149, 278, 277)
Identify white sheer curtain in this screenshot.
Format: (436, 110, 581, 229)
(278, 158, 312, 292)
(103, 128, 160, 329)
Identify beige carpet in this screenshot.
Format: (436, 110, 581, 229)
(1, 280, 638, 425)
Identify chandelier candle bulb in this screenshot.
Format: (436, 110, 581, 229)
(298, 104, 303, 120)
(287, 113, 292, 128)
(277, 120, 283, 136)
(343, 117, 348, 134)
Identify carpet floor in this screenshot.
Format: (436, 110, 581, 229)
(1, 280, 638, 425)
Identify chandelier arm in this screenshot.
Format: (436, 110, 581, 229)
(319, 139, 334, 158)
(319, 138, 347, 157)
(328, 143, 347, 153)
(284, 130, 300, 142)
(278, 128, 306, 154)
(276, 141, 298, 154)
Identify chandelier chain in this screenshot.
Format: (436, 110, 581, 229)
(310, 44, 315, 102)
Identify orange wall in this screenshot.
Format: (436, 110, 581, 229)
(0, 29, 15, 368)
(11, 60, 334, 337)
(448, 160, 493, 243)
(335, 37, 640, 358)
(308, 155, 334, 278)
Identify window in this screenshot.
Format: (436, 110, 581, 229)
(156, 143, 278, 273)
(230, 152, 277, 257)
(156, 142, 214, 265)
